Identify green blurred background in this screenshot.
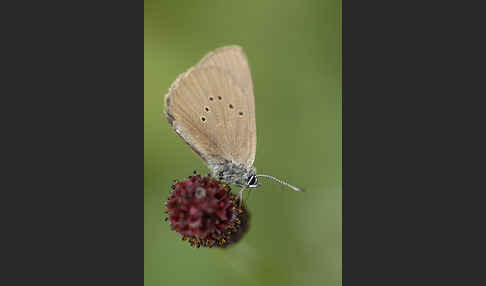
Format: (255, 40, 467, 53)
(144, 1, 341, 285)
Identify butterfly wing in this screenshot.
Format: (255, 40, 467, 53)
(164, 64, 256, 169)
(196, 46, 256, 166)
(197, 45, 254, 96)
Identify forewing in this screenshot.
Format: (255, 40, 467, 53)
(164, 66, 256, 167)
(197, 45, 254, 95)
(197, 46, 256, 165)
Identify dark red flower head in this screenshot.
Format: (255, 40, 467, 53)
(164, 172, 250, 248)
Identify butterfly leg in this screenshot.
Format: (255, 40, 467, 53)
(238, 186, 246, 207)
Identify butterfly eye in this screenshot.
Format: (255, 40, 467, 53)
(247, 176, 257, 186)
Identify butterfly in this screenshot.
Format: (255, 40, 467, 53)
(164, 45, 302, 201)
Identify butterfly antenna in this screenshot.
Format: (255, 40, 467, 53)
(255, 174, 304, 192)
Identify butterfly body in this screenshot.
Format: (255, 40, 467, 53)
(208, 159, 256, 187)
